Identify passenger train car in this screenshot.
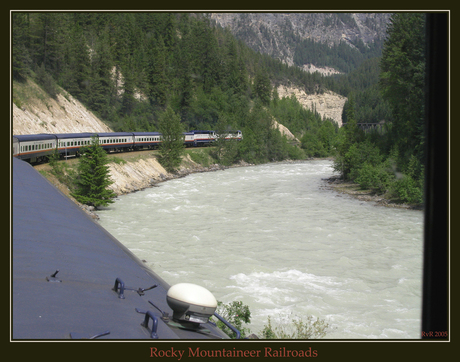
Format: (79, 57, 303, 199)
(12, 130, 242, 163)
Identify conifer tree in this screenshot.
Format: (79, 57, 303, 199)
(254, 67, 271, 106)
(147, 36, 168, 108)
(71, 136, 116, 208)
(379, 13, 426, 165)
(157, 106, 185, 172)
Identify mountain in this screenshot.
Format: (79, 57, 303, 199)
(209, 13, 392, 73)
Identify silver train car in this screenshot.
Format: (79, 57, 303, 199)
(12, 130, 243, 163)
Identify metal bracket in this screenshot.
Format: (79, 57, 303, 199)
(112, 277, 158, 299)
(112, 277, 125, 299)
(46, 270, 62, 282)
(138, 310, 159, 339)
(137, 284, 158, 296)
(70, 330, 110, 339)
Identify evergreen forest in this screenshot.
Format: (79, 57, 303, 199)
(12, 12, 427, 205)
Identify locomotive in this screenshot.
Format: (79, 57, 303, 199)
(12, 130, 242, 164)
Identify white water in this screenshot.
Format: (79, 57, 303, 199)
(97, 160, 424, 339)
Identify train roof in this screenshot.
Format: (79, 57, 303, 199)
(94, 132, 135, 137)
(131, 132, 161, 136)
(13, 134, 57, 141)
(12, 157, 228, 340)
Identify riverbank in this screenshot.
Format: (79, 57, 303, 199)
(322, 174, 424, 210)
(34, 149, 253, 219)
(35, 152, 421, 220)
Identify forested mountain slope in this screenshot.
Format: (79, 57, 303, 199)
(209, 13, 391, 72)
(12, 12, 396, 165)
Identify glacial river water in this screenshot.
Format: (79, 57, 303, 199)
(97, 160, 424, 339)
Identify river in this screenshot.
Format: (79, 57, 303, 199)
(97, 160, 424, 339)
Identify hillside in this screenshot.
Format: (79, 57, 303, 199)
(15, 12, 386, 165)
(209, 12, 391, 71)
(13, 78, 112, 135)
(13, 77, 346, 136)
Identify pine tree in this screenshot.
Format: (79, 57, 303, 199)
(147, 36, 168, 108)
(157, 106, 184, 173)
(12, 13, 31, 80)
(254, 67, 271, 106)
(71, 136, 116, 208)
(379, 13, 426, 166)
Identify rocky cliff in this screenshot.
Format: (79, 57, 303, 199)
(209, 12, 391, 68)
(13, 79, 112, 135)
(276, 85, 347, 126)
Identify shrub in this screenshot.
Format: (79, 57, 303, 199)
(356, 161, 393, 193)
(214, 301, 252, 339)
(111, 156, 127, 165)
(386, 153, 424, 204)
(260, 313, 329, 339)
(36, 63, 59, 99)
(287, 143, 306, 160)
(389, 175, 423, 204)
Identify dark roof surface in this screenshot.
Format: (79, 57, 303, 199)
(12, 158, 227, 340)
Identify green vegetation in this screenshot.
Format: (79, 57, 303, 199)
(260, 313, 329, 339)
(47, 148, 78, 187)
(13, 12, 425, 205)
(214, 301, 252, 339)
(215, 300, 329, 339)
(186, 148, 214, 167)
(12, 12, 341, 168)
(293, 36, 384, 74)
(332, 13, 426, 206)
(71, 136, 117, 208)
(157, 106, 185, 172)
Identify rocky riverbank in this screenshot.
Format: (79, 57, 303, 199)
(35, 151, 253, 219)
(106, 152, 241, 196)
(322, 175, 424, 210)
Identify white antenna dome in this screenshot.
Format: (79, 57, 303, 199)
(166, 283, 217, 324)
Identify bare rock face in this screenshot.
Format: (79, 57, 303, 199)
(13, 79, 112, 135)
(107, 158, 169, 195)
(277, 85, 347, 127)
(273, 119, 300, 143)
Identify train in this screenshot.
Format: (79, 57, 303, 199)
(12, 130, 242, 164)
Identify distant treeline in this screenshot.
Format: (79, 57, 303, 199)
(293, 37, 384, 74)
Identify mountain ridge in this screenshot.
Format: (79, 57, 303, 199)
(209, 12, 392, 69)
